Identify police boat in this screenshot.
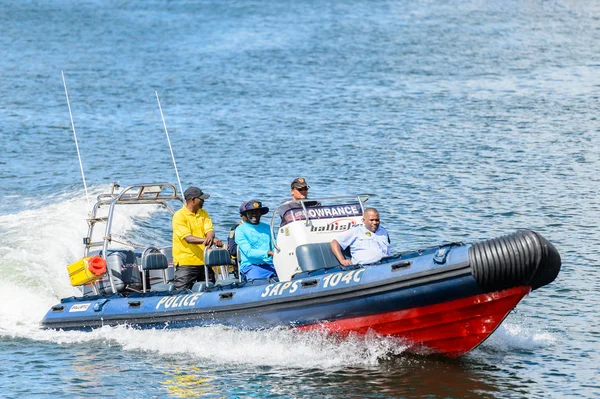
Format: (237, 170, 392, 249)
(41, 182, 561, 358)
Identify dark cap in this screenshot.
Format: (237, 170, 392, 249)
(239, 200, 269, 215)
(291, 177, 310, 189)
(183, 186, 210, 201)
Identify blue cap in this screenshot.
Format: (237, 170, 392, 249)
(239, 200, 269, 215)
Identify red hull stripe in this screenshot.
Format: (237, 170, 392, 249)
(296, 286, 531, 357)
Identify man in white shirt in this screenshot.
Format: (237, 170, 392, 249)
(330, 207, 391, 265)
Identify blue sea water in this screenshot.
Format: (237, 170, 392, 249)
(1, 0, 599, 397)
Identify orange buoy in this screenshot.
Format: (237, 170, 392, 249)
(87, 255, 107, 276)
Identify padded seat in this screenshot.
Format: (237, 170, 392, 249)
(140, 251, 171, 292)
(204, 248, 231, 268)
(204, 248, 235, 282)
(142, 252, 169, 270)
(296, 242, 349, 272)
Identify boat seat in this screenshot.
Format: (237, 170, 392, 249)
(141, 252, 173, 292)
(296, 242, 350, 272)
(204, 248, 234, 283)
(204, 248, 230, 267)
(159, 246, 173, 264)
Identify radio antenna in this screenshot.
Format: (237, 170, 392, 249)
(155, 90, 184, 198)
(62, 71, 91, 212)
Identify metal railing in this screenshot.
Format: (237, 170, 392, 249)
(83, 182, 182, 294)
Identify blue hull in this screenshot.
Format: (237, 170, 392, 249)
(43, 244, 476, 330)
(42, 230, 560, 335)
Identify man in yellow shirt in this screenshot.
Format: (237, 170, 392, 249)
(172, 186, 223, 289)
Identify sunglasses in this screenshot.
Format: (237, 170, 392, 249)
(295, 187, 309, 192)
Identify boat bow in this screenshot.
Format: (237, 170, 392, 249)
(469, 229, 561, 292)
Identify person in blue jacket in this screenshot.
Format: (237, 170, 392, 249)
(235, 200, 278, 281)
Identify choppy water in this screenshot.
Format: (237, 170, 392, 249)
(1, 0, 599, 397)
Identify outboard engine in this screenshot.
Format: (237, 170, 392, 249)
(97, 250, 142, 294)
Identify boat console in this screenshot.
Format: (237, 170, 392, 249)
(271, 195, 369, 281)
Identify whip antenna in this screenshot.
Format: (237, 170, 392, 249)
(62, 71, 91, 211)
(155, 90, 184, 198)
